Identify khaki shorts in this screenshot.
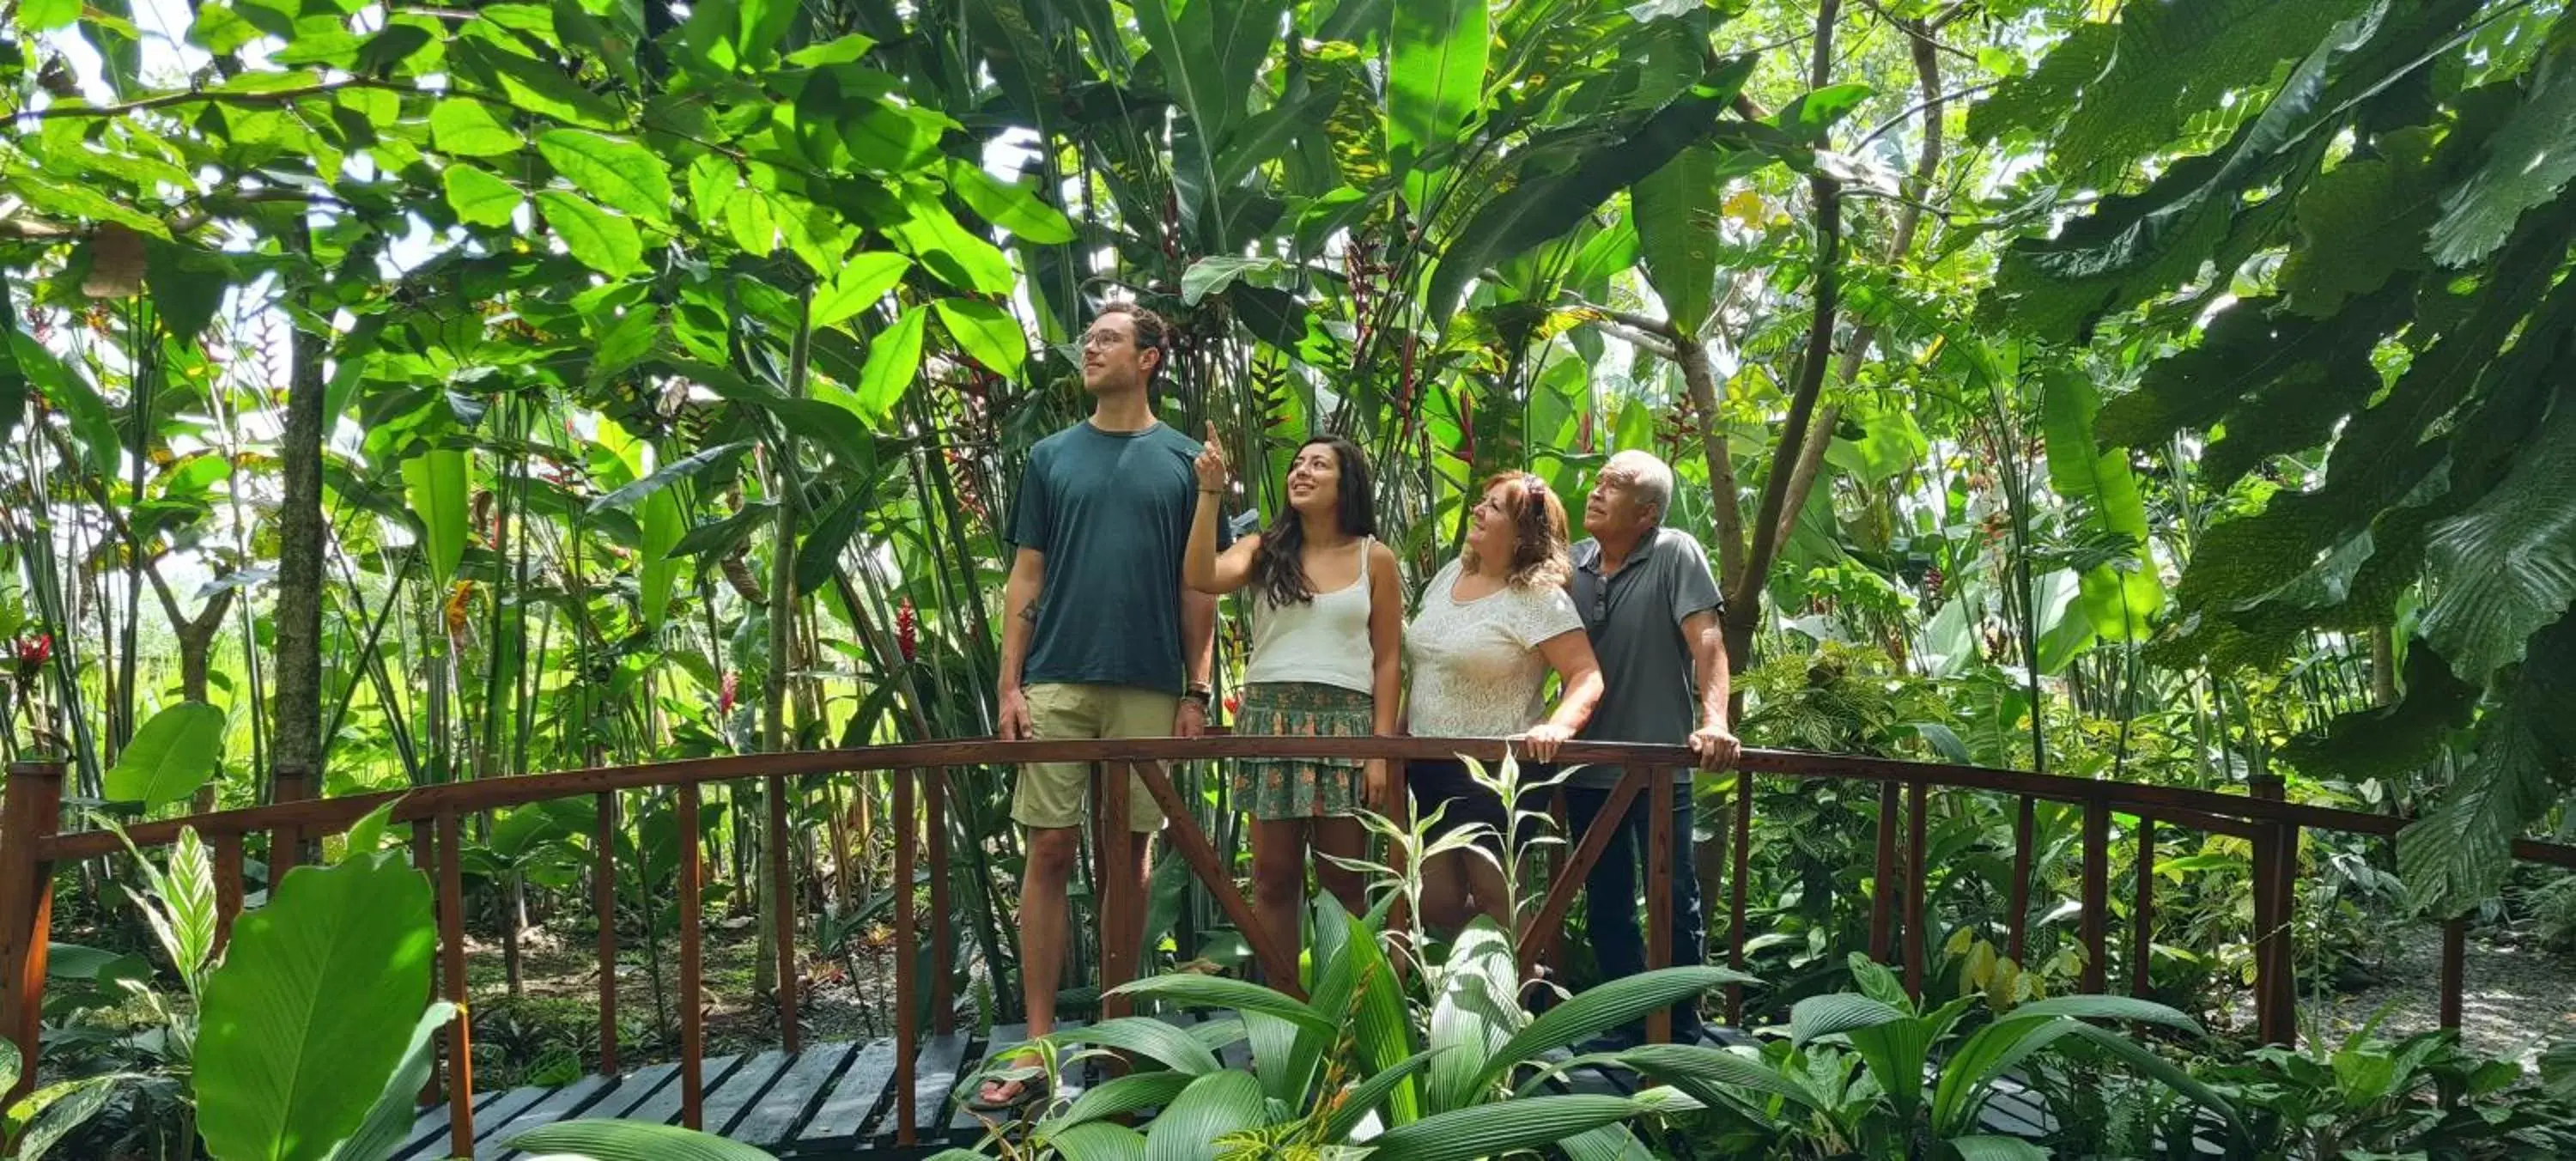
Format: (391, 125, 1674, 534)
(1012, 683, 1179, 833)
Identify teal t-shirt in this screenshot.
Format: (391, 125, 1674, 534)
(1008, 420, 1227, 694)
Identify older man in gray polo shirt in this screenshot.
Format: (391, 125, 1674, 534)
(1565, 449, 1740, 1047)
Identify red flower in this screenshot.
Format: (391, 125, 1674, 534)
(720, 671, 739, 715)
(15, 634, 52, 677)
(895, 599, 918, 664)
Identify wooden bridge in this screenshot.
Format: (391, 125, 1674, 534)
(3, 738, 2573, 1158)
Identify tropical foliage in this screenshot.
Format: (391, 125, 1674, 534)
(8, 0, 2576, 1153)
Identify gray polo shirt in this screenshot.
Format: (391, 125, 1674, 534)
(1568, 527, 1725, 787)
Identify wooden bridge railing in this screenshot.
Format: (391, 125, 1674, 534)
(3, 740, 2573, 1157)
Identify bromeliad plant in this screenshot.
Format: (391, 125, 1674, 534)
(946, 897, 1759, 1159)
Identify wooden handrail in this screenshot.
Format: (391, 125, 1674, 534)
(34, 738, 2576, 868)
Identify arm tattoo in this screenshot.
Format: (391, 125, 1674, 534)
(1018, 605, 1039, 623)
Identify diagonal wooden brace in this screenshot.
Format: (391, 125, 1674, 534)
(1130, 760, 1305, 998)
(1515, 764, 1649, 969)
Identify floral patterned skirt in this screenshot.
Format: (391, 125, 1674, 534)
(1230, 682, 1375, 820)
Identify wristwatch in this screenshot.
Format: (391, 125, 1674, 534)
(1182, 684, 1212, 708)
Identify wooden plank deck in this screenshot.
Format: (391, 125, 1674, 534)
(392, 1016, 2075, 1158)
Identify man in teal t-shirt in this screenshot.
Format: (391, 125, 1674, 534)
(975, 302, 1225, 1109)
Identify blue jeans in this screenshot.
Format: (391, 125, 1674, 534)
(1565, 784, 1709, 1039)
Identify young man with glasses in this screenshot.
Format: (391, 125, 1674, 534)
(974, 302, 1224, 1109)
(1565, 449, 1741, 1047)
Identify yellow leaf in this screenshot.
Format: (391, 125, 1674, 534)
(1723, 189, 1765, 228)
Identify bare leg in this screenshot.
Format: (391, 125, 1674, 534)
(1310, 816, 1370, 921)
(1463, 853, 1515, 932)
(1251, 818, 1308, 982)
(1419, 848, 1475, 935)
(976, 824, 1077, 1103)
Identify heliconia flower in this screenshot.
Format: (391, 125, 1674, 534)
(15, 634, 53, 671)
(720, 671, 739, 716)
(444, 581, 474, 636)
(1223, 690, 1241, 718)
(895, 599, 918, 664)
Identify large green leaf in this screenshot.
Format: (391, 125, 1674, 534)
(1427, 56, 1762, 318)
(853, 306, 927, 421)
(931, 298, 1026, 377)
(1141, 1071, 1264, 1161)
(11, 1073, 125, 1161)
(1049, 1122, 1147, 1161)
(103, 702, 226, 811)
(537, 191, 645, 277)
(1618, 1042, 1820, 1113)
(1321, 1049, 1444, 1140)
(1471, 967, 1751, 1097)
(428, 99, 519, 156)
(809, 253, 913, 332)
(399, 447, 468, 583)
(505, 1120, 780, 1159)
(1037, 1072, 1195, 1134)
(1427, 921, 1520, 1112)
(441, 165, 523, 228)
(1362, 1095, 1645, 1161)
(638, 488, 683, 630)
(2400, 615, 2576, 913)
(1632, 143, 1722, 337)
(537, 130, 673, 225)
(1108, 974, 1335, 1036)
(1385, 0, 1486, 205)
(2418, 392, 2576, 682)
(1787, 992, 1908, 1045)
(2042, 0, 2373, 179)
(2040, 370, 2163, 641)
(194, 849, 438, 1161)
(8, 330, 119, 476)
(2430, 41, 2576, 266)
(1042, 1017, 1221, 1074)
(324, 1000, 458, 1161)
(586, 441, 749, 515)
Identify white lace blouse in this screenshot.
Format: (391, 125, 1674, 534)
(1403, 557, 1584, 739)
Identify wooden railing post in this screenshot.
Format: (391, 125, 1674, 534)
(434, 811, 474, 1156)
(1727, 769, 1751, 1026)
(270, 762, 310, 883)
(210, 831, 246, 956)
(927, 767, 954, 1036)
(1644, 769, 1674, 1044)
(2080, 789, 2110, 994)
(2007, 795, 2034, 966)
(2249, 775, 2295, 1047)
(593, 792, 620, 1075)
(677, 785, 706, 1128)
(766, 773, 799, 1054)
(0, 760, 65, 1105)
(894, 769, 918, 1146)
(2438, 916, 2466, 1030)
(1903, 778, 1928, 1000)
(1098, 761, 1137, 1023)
(2131, 816, 2156, 1000)
(413, 822, 441, 1108)
(1869, 780, 1899, 963)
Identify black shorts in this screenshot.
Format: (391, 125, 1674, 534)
(1407, 758, 1554, 853)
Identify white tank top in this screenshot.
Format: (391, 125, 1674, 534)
(1242, 538, 1376, 695)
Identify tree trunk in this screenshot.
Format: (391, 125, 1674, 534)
(268, 222, 329, 799)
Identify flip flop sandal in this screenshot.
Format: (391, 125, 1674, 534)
(965, 1063, 1052, 1113)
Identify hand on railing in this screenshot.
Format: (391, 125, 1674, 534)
(1516, 723, 1574, 763)
(1689, 720, 1742, 770)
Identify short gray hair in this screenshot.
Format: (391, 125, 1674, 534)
(1605, 450, 1675, 525)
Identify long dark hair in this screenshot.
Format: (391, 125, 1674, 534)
(1251, 435, 1376, 607)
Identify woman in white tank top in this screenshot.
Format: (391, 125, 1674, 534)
(1185, 428, 1402, 965)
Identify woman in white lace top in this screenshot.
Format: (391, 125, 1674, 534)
(1404, 472, 1603, 933)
